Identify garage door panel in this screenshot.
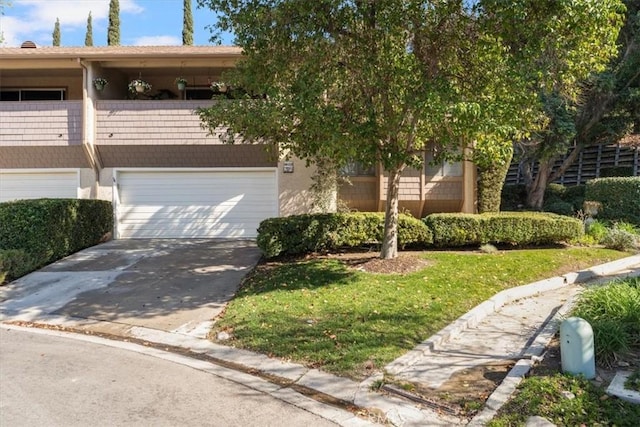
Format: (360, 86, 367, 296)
(0, 171, 78, 202)
(116, 170, 277, 239)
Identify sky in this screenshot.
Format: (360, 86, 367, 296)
(0, 0, 234, 47)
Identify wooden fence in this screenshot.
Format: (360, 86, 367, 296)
(506, 143, 640, 186)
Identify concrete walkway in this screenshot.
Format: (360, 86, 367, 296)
(2, 247, 639, 426)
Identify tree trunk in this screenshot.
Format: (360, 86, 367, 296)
(381, 167, 402, 259)
(477, 149, 513, 213)
(526, 160, 551, 209)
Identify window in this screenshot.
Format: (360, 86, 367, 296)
(340, 161, 375, 176)
(425, 145, 463, 177)
(0, 89, 66, 101)
(185, 87, 214, 100)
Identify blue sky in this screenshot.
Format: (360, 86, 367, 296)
(0, 0, 233, 47)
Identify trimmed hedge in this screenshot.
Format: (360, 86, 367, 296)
(0, 198, 113, 282)
(257, 211, 584, 258)
(257, 212, 433, 258)
(423, 212, 584, 247)
(585, 177, 640, 226)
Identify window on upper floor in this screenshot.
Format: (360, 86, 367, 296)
(185, 87, 214, 100)
(0, 89, 66, 101)
(340, 161, 376, 177)
(425, 144, 463, 177)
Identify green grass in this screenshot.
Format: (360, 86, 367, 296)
(211, 248, 626, 378)
(488, 374, 640, 427)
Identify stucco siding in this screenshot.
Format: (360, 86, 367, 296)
(279, 157, 323, 216)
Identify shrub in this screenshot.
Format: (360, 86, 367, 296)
(571, 277, 640, 367)
(585, 177, 640, 225)
(0, 249, 39, 284)
(563, 185, 586, 212)
(544, 201, 574, 216)
(424, 212, 583, 247)
(585, 220, 608, 242)
(544, 183, 566, 204)
(500, 184, 527, 211)
(543, 184, 585, 216)
(601, 227, 638, 251)
(257, 212, 433, 258)
(599, 166, 634, 177)
(0, 198, 113, 281)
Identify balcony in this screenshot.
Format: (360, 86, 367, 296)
(96, 100, 223, 146)
(0, 101, 82, 147)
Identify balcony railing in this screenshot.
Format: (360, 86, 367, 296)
(96, 100, 226, 145)
(0, 101, 82, 146)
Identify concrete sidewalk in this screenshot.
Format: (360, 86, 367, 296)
(2, 247, 639, 426)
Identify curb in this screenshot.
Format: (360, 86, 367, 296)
(385, 255, 640, 375)
(128, 327, 460, 426)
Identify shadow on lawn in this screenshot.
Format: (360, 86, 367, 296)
(237, 258, 360, 295)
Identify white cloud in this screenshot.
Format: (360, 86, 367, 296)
(133, 35, 180, 46)
(0, 0, 143, 47)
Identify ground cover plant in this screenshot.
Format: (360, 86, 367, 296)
(571, 277, 640, 368)
(210, 247, 626, 378)
(488, 374, 640, 427)
(489, 276, 640, 426)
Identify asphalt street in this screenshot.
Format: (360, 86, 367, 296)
(0, 326, 338, 427)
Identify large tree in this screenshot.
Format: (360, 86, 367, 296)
(107, 0, 120, 46)
(197, 0, 624, 258)
(85, 12, 93, 46)
(52, 17, 60, 46)
(183, 0, 194, 45)
(518, 0, 639, 209)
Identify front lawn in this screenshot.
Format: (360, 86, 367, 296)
(211, 247, 628, 378)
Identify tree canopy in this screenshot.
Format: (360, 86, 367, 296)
(197, 0, 624, 258)
(517, 0, 639, 209)
(108, 0, 120, 46)
(183, 0, 194, 45)
(52, 17, 60, 46)
(85, 12, 93, 47)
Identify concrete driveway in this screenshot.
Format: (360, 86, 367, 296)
(0, 239, 262, 338)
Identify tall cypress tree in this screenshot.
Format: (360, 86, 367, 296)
(182, 0, 194, 45)
(85, 12, 93, 46)
(52, 17, 60, 46)
(107, 0, 120, 46)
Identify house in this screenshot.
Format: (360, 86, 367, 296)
(0, 45, 475, 239)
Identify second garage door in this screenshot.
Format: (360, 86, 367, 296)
(0, 170, 79, 202)
(115, 169, 278, 239)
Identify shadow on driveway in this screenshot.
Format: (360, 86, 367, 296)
(0, 239, 262, 337)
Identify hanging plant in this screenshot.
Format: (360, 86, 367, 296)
(210, 81, 228, 93)
(128, 79, 152, 94)
(175, 77, 188, 91)
(93, 77, 108, 91)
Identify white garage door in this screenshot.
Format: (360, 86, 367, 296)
(115, 169, 278, 239)
(0, 170, 79, 202)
